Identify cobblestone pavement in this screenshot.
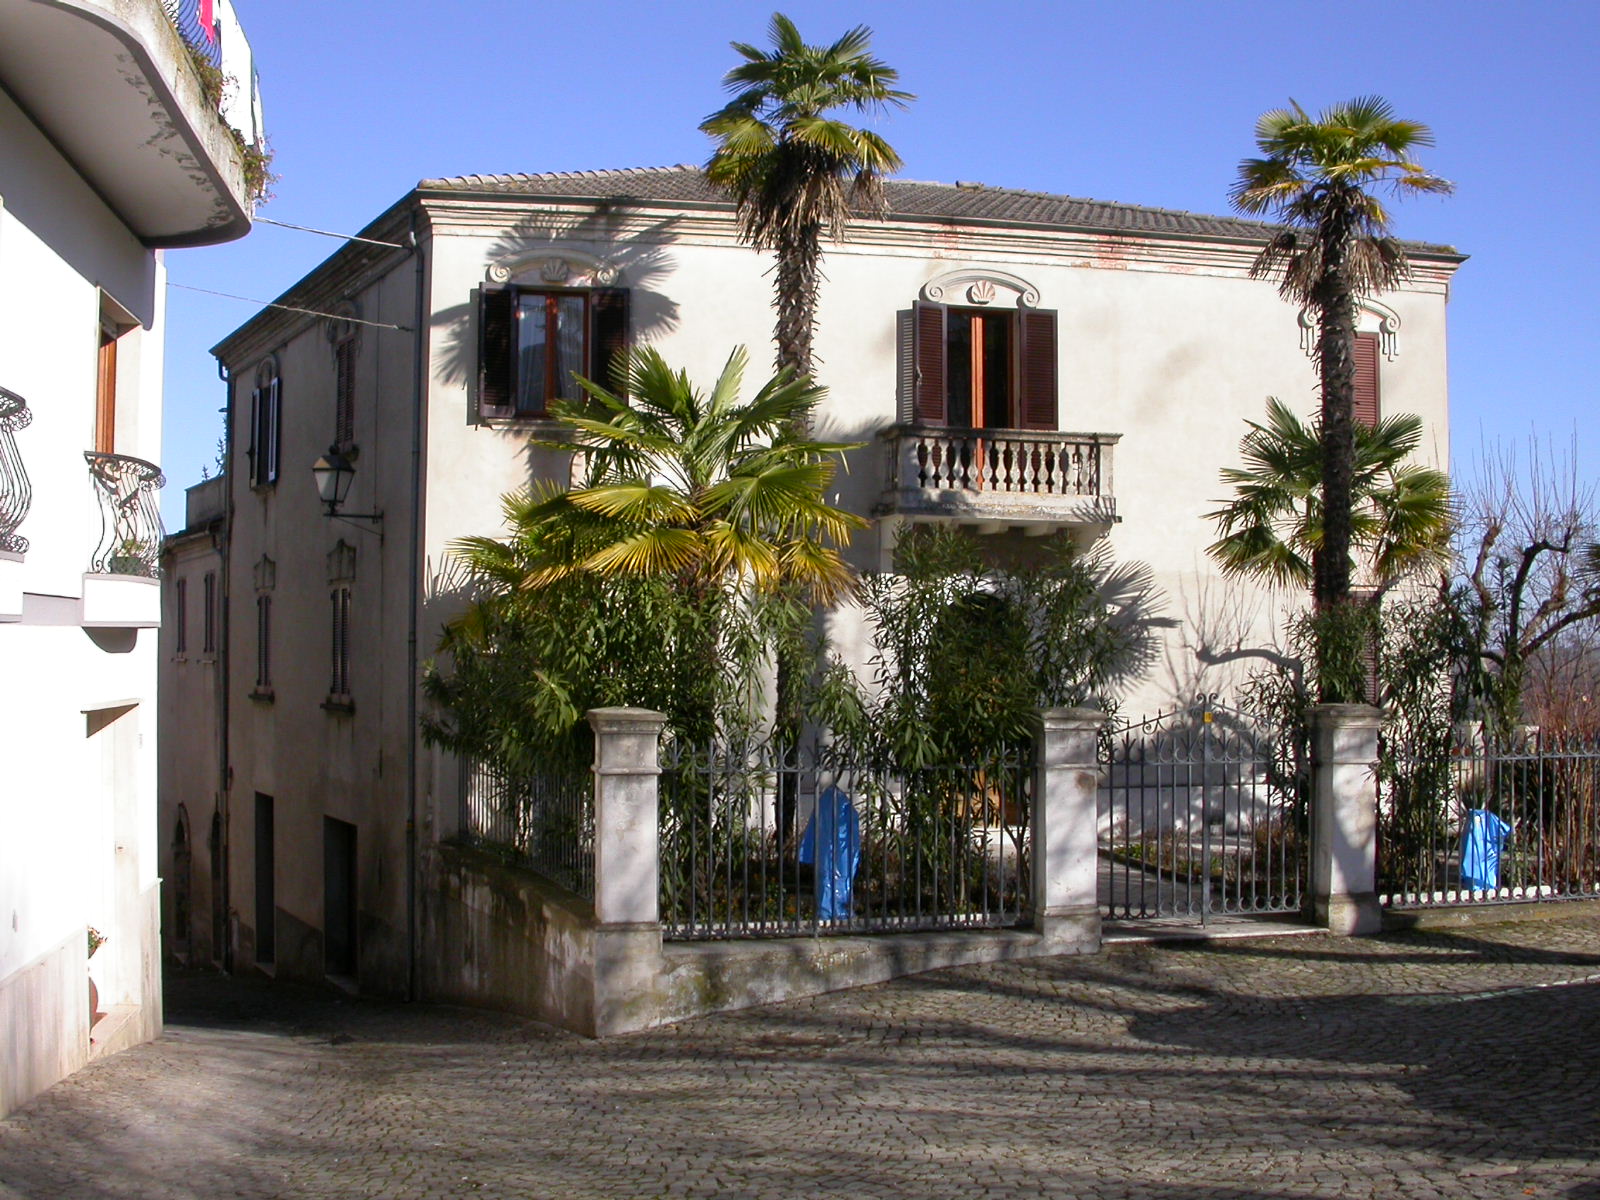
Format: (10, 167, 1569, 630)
(6, 915, 1600, 1200)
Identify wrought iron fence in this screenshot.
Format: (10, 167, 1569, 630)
(84, 451, 165, 577)
(1380, 732, 1600, 907)
(1100, 697, 1308, 921)
(0, 387, 31, 554)
(660, 741, 1032, 939)
(458, 757, 595, 900)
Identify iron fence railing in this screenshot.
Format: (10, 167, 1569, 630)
(660, 741, 1032, 940)
(85, 451, 165, 577)
(458, 758, 595, 899)
(1380, 732, 1600, 907)
(1100, 698, 1308, 921)
(0, 387, 32, 554)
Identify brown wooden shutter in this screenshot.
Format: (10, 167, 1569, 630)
(590, 288, 630, 396)
(248, 386, 261, 483)
(1353, 332, 1380, 428)
(1016, 309, 1058, 430)
(912, 301, 947, 425)
(478, 286, 515, 419)
(264, 376, 280, 484)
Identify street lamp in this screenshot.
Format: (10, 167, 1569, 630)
(312, 446, 382, 525)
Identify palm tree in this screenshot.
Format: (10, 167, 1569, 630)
(441, 347, 865, 746)
(1231, 97, 1452, 615)
(456, 346, 864, 601)
(1206, 397, 1452, 598)
(702, 13, 912, 379)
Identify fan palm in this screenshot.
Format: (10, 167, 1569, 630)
(450, 346, 865, 605)
(702, 13, 911, 379)
(1206, 397, 1452, 595)
(1231, 96, 1452, 612)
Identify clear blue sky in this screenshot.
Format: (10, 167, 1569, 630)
(160, 0, 1600, 527)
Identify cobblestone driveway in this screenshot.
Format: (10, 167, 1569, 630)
(5, 915, 1600, 1199)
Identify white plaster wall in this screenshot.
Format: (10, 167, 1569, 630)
(0, 90, 166, 1113)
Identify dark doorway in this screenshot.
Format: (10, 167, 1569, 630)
(323, 817, 357, 978)
(254, 794, 275, 964)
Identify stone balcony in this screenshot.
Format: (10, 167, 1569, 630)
(877, 425, 1119, 534)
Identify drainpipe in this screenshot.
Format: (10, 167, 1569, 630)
(404, 209, 428, 1001)
(215, 357, 234, 974)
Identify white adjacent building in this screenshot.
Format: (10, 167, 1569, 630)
(159, 165, 1460, 1014)
(0, 0, 260, 1115)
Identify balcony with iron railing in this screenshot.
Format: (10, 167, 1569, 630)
(1, 387, 32, 620)
(878, 425, 1120, 532)
(82, 451, 166, 628)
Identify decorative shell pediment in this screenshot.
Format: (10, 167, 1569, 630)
(921, 268, 1040, 308)
(488, 249, 621, 288)
(1300, 297, 1401, 360)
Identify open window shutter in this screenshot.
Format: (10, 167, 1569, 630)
(1016, 309, 1059, 431)
(590, 288, 630, 396)
(265, 376, 281, 483)
(1353, 332, 1380, 429)
(477, 287, 515, 419)
(248, 386, 261, 483)
(912, 301, 947, 424)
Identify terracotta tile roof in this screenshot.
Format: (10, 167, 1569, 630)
(418, 164, 1460, 255)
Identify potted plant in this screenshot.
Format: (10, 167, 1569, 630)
(108, 538, 149, 575)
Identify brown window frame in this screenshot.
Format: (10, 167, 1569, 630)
(912, 301, 1058, 431)
(478, 285, 630, 420)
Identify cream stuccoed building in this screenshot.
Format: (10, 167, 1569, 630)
(160, 166, 1460, 1008)
(0, 0, 261, 1115)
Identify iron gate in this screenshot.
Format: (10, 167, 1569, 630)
(1100, 695, 1308, 922)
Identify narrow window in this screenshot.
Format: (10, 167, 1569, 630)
(515, 291, 588, 415)
(95, 324, 118, 454)
(334, 332, 357, 450)
(945, 309, 1013, 429)
(478, 286, 630, 420)
(249, 358, 281, 487)
(255, 594, 272, 690)
(174, 577, 188, 655)
(202, 571, 217, 654)
(329, 585, 352, 698)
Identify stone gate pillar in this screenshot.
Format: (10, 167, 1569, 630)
(1032, 707, 1107, 953)
(588, 706, 667, 1035)
(1308, 703, 1384, 936)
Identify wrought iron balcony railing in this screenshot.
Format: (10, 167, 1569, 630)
(0, 388, 31, 554)
(85, 452, 166, 577)
(880, 425, 1119, 526)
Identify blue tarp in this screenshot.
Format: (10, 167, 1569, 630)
(1460, 808, 1513, 891)
(797, 786, 861, 920)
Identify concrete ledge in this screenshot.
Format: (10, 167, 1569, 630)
(654, 926, 1074, 1030)
(1382, 895, 1600, 932)
(1316, 891, 1382, 936)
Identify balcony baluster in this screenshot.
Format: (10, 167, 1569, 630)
(0, 387, 33, 555)
(85, 452, 166, 577)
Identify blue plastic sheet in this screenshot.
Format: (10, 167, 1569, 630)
(1460, 808, 1512, 891)
(797, 786, 861, 920)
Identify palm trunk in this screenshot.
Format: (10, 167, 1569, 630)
(774, 223, 822, 382)
(1313, 218, 1358, 615)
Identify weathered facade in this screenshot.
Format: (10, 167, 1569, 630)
(162, 166, 1460, 1010)
(0, 0, 260, 1115)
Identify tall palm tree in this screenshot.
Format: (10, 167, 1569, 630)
(1231, 97, 1452, 615)
(1206, 397, 1452, 597)
(702, 13, 912, 379)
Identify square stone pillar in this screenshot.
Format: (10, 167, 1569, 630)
(1309, 703, 1384, 936)
(1031, 707, 1107, 953)
(588, 707, 667, 927)
(587, 707, 668, 1036)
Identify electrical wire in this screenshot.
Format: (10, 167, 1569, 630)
(167, 282, 412, 331)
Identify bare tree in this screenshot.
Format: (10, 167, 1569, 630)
(1456, 440, 1600, 735)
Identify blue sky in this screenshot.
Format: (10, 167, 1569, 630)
(161, 0, 1600, 527)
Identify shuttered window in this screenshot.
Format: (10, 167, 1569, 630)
(1353, 332, 1381, 429)
(334, 332, 357, 450)
(256, 594, 272, 690)
(329, 586, 352, 699)
(174, 577, 188, 655)
(478, 286, 630, 420)
(202, 571, 216, 654)
(248, 359, 281, 487)
(912, 301, 1058, 430)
